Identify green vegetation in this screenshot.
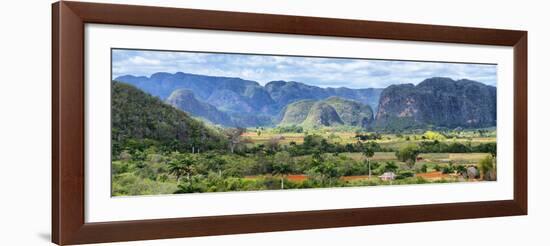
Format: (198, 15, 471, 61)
(112, 126, 497, 195)
(280, 97, 373, 129)
(111, 81, 227, 157)
(111, 81, 497, 196)
(478, 155, 496, 181)
(395, 144, 420, 169)
(279, 100, 316, 125)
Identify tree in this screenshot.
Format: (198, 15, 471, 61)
(272, 152, 293, 189)
(420, 164, 428, 173)
(486, 143, 497, 158)
(204, 154, 227, 177)
(168, 153, 197, 187)
(266, 136, 282, 152)
(308, 151, 340, 186)
(396, 144, 420, 169)
(383, 161, 399, 173)
(225, 127, 245, 153)
(311, 150, 324, 169)
(480, 142, 497, 175)
(316, 161, 340, 186)
(361, 141, 378, 179)
(345, 143, 354, 153)
(424, 131, 446, 140)
(478, 155, 495, 181)
(455, 165, 467, 176)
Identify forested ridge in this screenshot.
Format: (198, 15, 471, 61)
(111, 81, 227, 156)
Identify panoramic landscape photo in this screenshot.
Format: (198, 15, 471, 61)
(111, 48, 497, 196)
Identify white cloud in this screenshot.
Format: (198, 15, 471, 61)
(112, 49, 497, 88)
(128, 56, 161, 65)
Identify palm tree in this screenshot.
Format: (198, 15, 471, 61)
(362, 141, 377, 179)
(384, 161, 398, 173)
(318, 161, 340, 186)
(168, 153, 196, 186)
(205, 154, 226, 177)
(272, 162, 292, 189)
(273, 151, 294, 189)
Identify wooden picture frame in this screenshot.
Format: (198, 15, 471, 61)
(52, 1, 527, 245)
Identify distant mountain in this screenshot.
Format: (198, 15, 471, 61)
(115, 72, 382, 127)
(302, 101, 344, 127)
(280, 97, 374, 128)
(166, 89, 234, 126)
(279, 100, 316, 125)
(375, 77, 496, 129)
(116, 72, 275, 114)
(265, 80, 382, 112)
(111, 81, 226, 150)
(326, 87, 383, 113)
(115, 72, 495, 130)
(323, 97, 374, 127)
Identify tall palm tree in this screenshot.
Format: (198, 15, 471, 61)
(272, 162, 292, 189)
(362, 141, 376, 179)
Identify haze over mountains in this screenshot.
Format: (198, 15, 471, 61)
(115, 72, 496, 130)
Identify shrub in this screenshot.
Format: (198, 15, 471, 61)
(396, 170, 415, 179)
(395, 144, 420, 169)
(424, 131, 446, 140)
(478, 155, 496, 181)
(420, 164, 428, 173)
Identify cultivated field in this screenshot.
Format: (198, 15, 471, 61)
(112, 128, 496, 195)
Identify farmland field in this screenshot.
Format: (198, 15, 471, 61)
(112, 127, 497, 196)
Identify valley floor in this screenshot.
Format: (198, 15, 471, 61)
(112, 129, 497, 196)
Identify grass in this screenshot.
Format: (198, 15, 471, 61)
(243, 130, 496, 148)
(113, 128, 496, 195)
(339, 152, 488, 163)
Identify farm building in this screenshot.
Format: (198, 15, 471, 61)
(379, 172, 396, 181)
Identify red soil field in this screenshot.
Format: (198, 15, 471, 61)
(341, 175, 372, 181)
(416, 171, 449, 180)
(287, 174, 308, 182)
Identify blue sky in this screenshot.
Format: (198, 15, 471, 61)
(112, 49, 497, 88)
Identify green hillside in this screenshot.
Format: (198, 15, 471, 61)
(111, 81, 227, 154)
(279, 97, 374, 129)
(302, 101, 344, 127)
(323, 97, 374, 127)
(279, 99, 316, 125)
(166, 89, 234, 126)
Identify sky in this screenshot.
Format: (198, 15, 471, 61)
(112, 49, 497, 88)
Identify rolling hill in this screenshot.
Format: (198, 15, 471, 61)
(280, 97, 374, 128)
(111, 81, 226, 150)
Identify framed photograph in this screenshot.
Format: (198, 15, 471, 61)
(52, 1, 527, 245)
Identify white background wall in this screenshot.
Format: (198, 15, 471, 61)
(0, 0, 547, 245)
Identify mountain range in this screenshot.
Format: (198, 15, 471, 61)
(116, 72, 382, 127)
(115, 72, 496, 130)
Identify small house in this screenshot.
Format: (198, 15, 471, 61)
(379, 172, 396, 181)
